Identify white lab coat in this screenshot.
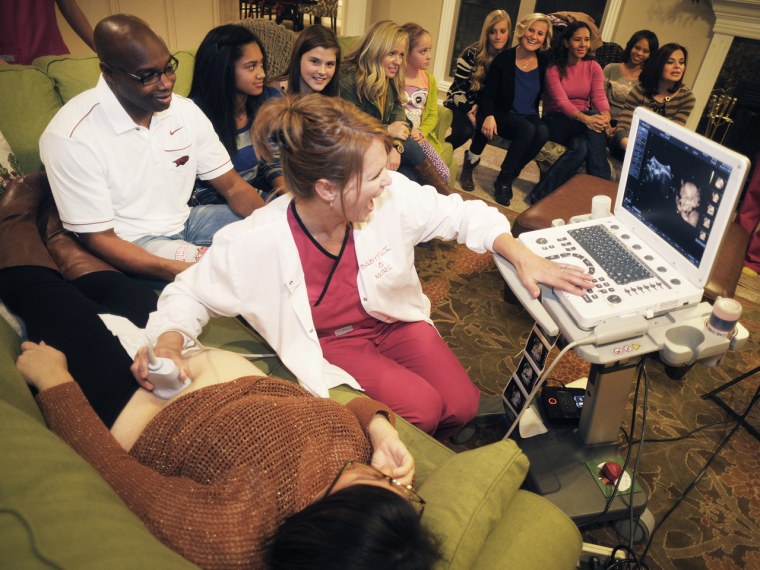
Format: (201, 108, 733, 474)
(146, 172, 511, 396)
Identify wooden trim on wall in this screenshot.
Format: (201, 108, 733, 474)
(433, 0, 457, 93)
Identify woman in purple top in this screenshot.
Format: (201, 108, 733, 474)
(526, 21, 611, 204)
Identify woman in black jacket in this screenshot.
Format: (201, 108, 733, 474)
(462, 13, 552, 205)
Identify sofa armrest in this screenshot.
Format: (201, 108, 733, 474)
(0, 313, 44, 422)
(437, 104, 452, 143)
(0, 400, 197, 569)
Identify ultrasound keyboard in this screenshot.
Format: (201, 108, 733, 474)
(518, 217, 703, 330)
(568, 225, 652, 285)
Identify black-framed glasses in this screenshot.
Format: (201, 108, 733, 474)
(326, 460, 426, 517)
(103, 55, 179, 86)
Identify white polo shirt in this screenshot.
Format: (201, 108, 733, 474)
(39, 76, 232, 242)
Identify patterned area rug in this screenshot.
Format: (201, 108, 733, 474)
(416, 239, 760, 570)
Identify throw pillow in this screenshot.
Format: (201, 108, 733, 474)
(417, 439, 529, 568)
(0, 128, 22, 196)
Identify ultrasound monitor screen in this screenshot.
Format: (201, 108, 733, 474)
(620, 120, 734, 268)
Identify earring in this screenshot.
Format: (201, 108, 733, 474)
(330, 198, 334, 208)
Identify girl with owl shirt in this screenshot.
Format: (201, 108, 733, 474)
(401, 23, 450, 183)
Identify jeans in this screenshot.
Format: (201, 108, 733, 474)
(134, 204, 242, 261)
(528, 135, 588, 203)
(397, 137, 426, 182)
(544, 111, 611, 180)
(528, 111, 610, 203)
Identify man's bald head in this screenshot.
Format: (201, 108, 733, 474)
(94, 14, 167, 67)
(94, 14, 175, 126)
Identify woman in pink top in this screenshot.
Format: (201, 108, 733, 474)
(526, 21, 611, 204)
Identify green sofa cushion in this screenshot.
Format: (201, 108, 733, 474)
(171, 50, 196, 97)
(0, 399, 196, 569)
(418, 440, 529, 569)
(418, 439, 582, 569)
(34, 50, 197, 104)
(338, 35, 360, 55)
(0, 65, 60, 173)
(472, 490, 583, 570)
(33, 55, 101, 104)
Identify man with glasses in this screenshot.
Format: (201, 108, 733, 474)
(40, 14, 265, 282)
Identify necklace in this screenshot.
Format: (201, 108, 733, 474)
(621, 62, 640, 83)
(516, 47, 534, 70)
(650, 94, 672, 116)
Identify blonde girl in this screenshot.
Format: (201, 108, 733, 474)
(444, 9, 511, 152)
(340, 20, 452, 195)
(401, 22, 450, 183)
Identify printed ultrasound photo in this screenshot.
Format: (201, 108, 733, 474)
(517, 357, 539, 394)
(503, 398, 518, 426)
(504, 377, 527, 412)
(526, 329, 550, 369)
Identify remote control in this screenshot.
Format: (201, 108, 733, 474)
(147, 357, 191, 399)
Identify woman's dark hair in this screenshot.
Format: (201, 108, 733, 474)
(286, 25, 341, 96)
(551, 21, 593, 78)
(622, 30, 659, 65)
(639, 42, 688, 96)
(265, 485, 441, 570)
(189, 24, 267, 155)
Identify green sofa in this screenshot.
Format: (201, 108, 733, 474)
(0, 45, 580, 569)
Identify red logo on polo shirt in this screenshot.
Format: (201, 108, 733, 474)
(173, 155, 189, 167)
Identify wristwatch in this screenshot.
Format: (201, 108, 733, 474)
(392, 139, 405, 154)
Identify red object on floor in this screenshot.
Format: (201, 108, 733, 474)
(736, 150, 760, 273)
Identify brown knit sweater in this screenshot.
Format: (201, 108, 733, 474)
(36, 377, 393, 569)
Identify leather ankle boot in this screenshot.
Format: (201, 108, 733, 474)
(458, 150, 479, 192)
(45, 205, 119, 281)
(414, 157, 453, 196)
(0, 173, 58, 272)
(493, 172, 514, 207)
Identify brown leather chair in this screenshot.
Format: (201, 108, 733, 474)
(511, 174, 750, 300)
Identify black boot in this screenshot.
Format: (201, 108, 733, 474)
(415, 157, 453, 196)
(458, 150, 479, 192)
(493, 173, 513, 207)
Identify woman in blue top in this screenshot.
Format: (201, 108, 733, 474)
(465, 13, 552, 206)
(189, 24, 283, 204)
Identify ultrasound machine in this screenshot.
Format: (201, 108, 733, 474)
(494, 107, 751, 533)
